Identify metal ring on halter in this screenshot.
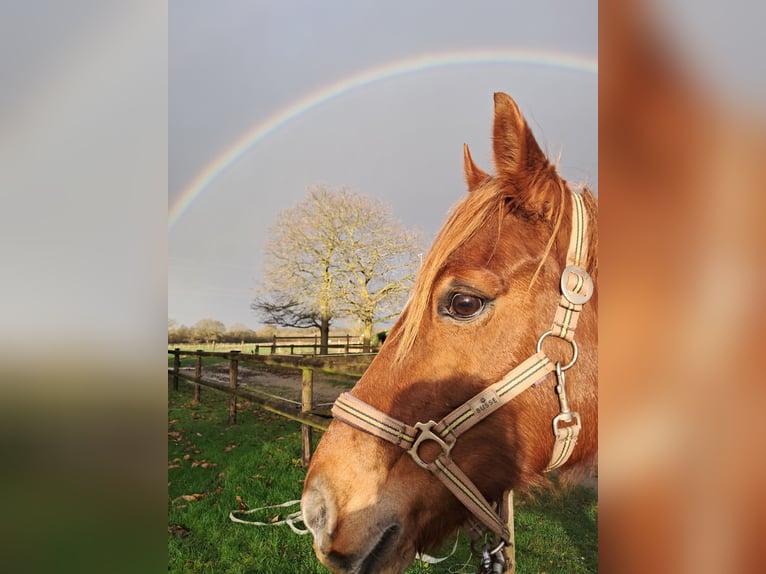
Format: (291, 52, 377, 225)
(536, 330, 578, 371)
(470, 536, 506, 556)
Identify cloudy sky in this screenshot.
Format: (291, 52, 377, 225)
(169, 0, 598, 330)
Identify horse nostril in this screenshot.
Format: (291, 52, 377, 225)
(301, 483, 336, 553)
(304, 496, 327, 533)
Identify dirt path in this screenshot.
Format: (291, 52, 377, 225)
(179, 364, 350, 415)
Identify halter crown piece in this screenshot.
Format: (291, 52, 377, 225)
(331, 190, 594, 565)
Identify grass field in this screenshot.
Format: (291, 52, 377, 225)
(168, 380, 597, 573)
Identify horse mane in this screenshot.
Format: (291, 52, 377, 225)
(391, 175, 596, 365)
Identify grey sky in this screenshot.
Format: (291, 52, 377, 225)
(169, 0, 597, 330)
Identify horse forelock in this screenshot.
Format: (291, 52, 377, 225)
(390, 174, 595, 366)
(390, 184, 502, 364)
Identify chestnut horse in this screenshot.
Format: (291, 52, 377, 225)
(301, 93, 598, 574)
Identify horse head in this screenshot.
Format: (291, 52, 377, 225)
(301, 92, 598, 574)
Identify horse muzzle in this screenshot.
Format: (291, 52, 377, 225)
(301, 478, 413, 574)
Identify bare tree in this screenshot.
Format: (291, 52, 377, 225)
(224, 323, 255, 344)
(252, 187, 343, 353)
(332, 193, 420, 350)
(168, 322, 191, 344)
(192, 318, 226, 346)
(252, 186, 421, 353)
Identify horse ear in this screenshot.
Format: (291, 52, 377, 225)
(463, 143, 489, 192)
(492, 92, 549, 177)
(492, 92, 558, 218)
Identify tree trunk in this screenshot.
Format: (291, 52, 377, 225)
(362, 320, 373, 353)
(319, 316, 330, 355)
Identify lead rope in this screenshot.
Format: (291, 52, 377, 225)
(228, 499, 462, 566)
(228, 499, 308, 535)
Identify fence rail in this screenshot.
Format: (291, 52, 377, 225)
(169, 334, 378, 356)
(168, 348, 375, 465)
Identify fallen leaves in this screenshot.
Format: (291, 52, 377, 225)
(168, 524, 190, 537)
(172, 493, 205, 504)
(176, 453, 218, 469)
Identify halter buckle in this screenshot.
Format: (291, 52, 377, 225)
(475, 539, 507, 574)
(553, 411, 582, 435)
(408, 420, 455, 469)
(561, 265, 593, 305)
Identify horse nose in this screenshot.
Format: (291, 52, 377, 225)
(301, 480, 336, 556)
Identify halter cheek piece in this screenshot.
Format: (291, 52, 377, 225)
(331, 190, 594, 552)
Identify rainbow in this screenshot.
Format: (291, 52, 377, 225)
(169, 48, 597, 230)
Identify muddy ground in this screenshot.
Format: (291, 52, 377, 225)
(178, 363, 351, 416)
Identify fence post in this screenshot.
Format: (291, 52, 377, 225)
(504, 491, 517, 574)
(271, 335, 277, 354)
(172, 348, 180, 391)
(228, 350, 240, 425)
(194, 350, 203, 402)
(301, 368, 314, 467)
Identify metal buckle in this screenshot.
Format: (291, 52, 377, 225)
(561, 265, 593, 305)
(553, 411, 582, 435)
(536, 331, 579, 371)
(552, 361, 581, 434)
(476, 540, 507, 574)
(408, 420, 455, 469)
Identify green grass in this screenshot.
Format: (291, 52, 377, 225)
(168, 381, 597, 573)
(168, 382, 322, 573)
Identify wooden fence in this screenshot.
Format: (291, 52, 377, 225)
(168, 348, 375, 465)
(261, 334, 369, 355)
(179, 335, 375, 356)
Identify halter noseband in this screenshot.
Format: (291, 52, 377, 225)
(331, 190, 594, 548)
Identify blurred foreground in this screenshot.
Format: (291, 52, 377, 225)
(600, 2, 766, 572)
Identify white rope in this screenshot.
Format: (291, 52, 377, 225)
(415, 532, 460, 564)
(228, 499, 309, 535)
(231, 499, 466, 568)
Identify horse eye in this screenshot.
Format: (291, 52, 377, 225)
(448, 293, 484, 319)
